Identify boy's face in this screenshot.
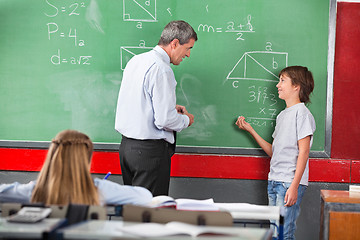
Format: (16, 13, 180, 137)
(276, 74, 300, 101)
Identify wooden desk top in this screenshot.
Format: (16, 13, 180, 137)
(320, 190, 360, 204)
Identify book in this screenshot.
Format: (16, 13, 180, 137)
(214, 203, 280, 221)
(117, 221, 235, 238)
(349, 185, 360, 193)
(150, 196, 220, 211)
(150, 195, 177, 208)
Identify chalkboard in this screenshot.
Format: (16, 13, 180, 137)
(0, 0, 335, 157)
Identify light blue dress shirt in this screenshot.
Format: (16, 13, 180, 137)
(115, 45, 189, 144)
(0, 178, 153, 206)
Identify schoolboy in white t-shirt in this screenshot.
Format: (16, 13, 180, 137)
(235, 66, 315, 240)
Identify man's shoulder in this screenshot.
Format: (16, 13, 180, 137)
(129, 50, 153, 63)
(124, 51, 155, 71)
(129, 49, 164, 65)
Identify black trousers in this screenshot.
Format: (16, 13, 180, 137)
(119, 136, 175, 196)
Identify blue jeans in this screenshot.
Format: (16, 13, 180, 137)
(267, 180, 307, 240)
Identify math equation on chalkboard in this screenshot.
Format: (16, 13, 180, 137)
(45, 0, 92, 65)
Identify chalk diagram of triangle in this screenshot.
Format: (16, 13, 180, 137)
(226, 51, 288, 83)
(120, 46, 153, 70)
(123, 0, 157, 22)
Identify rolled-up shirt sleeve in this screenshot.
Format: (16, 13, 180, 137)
(150, 67, 189, 132)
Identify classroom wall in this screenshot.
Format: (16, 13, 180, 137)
(0, 1, 359, 239)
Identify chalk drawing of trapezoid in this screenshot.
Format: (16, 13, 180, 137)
(120, 46, 153, 70)
(123, 0, 157, 22)
(226, 51, 288, 83)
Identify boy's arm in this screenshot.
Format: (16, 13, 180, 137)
(284, 135, 311, 206)
(235, 116, 273, 157)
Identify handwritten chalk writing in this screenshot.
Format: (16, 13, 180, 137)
(246, 15, 253, 31)
(248, 86, 277, 106)
(139, 40, 146, 47)
(136, 22, 143, 29)
(232, 81, 239, 88)
(266, 42, 273, 51)
(68, 28, 78, 46)
(247, 118, 275, 128)
(272, 57, 278, 69)
(198, 24, 215, 32)
(235, 84, 280, 128)
(225, 51, 288, 86)
(47, 22, 58, 39)
(259, 107, 266, 114)
(47, 23, 84, 47)
(268, 109, 277, 118)
(197, 15, 254, 41)
(50, 49, 92, 65)
(236, 32, 244, 41)
(45, 0, 86, 17)
(257, 108, 277, 118)
(44, 1, 89, 65)
(226, 17, 254, 33)
(123, 0, 157, 22)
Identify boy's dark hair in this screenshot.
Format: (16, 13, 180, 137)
(279, 66, 314, 104)
(158, 20, 198, 46)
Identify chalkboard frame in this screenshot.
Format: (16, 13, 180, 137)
(0, 0, 336, 158)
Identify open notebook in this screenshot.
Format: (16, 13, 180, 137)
(117, 221, 236, 238)
(150, 196, 219, 211)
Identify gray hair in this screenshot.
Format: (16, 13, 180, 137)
(158, 20, 198, 46)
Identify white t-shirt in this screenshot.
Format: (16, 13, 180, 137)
(269, 103, 316, 186)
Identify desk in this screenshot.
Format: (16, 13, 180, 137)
(0, 218, 66, 239)
(107, 203, 280, 221)
(320, 189, 360, 240)
(106, 204, 281, 239)
(59, 220, 273, 240)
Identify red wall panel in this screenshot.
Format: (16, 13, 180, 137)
(0, 148, 355, 183)
(351, 160, 360, 183)
(331, 2, 360, 159)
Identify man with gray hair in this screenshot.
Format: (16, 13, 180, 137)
(115, 20, 197, 196)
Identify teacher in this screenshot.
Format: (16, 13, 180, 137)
(115, 20, 197, 196)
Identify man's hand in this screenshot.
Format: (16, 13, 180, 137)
(185, 112, 194, 126)
(176, 105, 186, 114)
(176, 105, 194, 126)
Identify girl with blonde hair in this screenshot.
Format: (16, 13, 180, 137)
(0, 130, 152, 206)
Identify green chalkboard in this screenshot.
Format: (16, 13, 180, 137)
(0, 0, 335, 156)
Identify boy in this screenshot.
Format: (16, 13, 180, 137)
(236, 66, 315, 239)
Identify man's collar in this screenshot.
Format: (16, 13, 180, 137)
(154, 45, 170, 64)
